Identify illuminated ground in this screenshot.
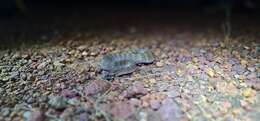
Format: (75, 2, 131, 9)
(0, 14, 259, 121)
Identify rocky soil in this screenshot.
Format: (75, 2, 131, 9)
(0, 15, 259, 121)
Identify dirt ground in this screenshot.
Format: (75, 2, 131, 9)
(0, 14, 259, 121)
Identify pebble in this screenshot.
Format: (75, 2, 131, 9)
(106, 101, 134, 119)
(242, 88, 254, 98)
(205, 52, 214, 61)
(10, 72, 19, 81)
(53, 61, 65, 69)
(121, 82, 148, 98)
(164, 88, 181, 98)
(148, 79, 156, 84)
(48, 96, 67, 110)
(20, 73, 27, 80)
(157, 98, 182, 121)
(228, 58, 239, 65)
(206, 68, 215, 77)
(128, 98, 141, 107)
(246, 79, 260, 91)
(37, 62, 48, 70)
(23, 111, 32, 121)
(156, 61, 164, 67)
(67, 98, 81, 106)
(247, 73, 257, 79)
(150, 100, 161, 110)
(1, 108, 10, 117)
(232, 65, 245, 75)
(247, 67, 255, 72)
(28, 110, 45, 121)
(84, 80, 110, 96)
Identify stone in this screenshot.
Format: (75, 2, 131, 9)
(156, 62, 164, 67)
(67, 98, 81, 106)
(150, 100, 161, 110)
(84, 80, 110, 96)
(28, 110, 45, 121)
(37, 62, 48, 70)
(121, 82, 147, 98)
(206, 68, 215, 77)
(157, 98, 182, 121)
(10, 72, 19, 81)
(232, 65, 245, 75)
(242, 88, 254, 98)
(23, 111, 32, 121)
(48, 96, 67, 110)
(1, 108, 10, 117)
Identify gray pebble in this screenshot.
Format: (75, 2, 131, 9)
(247, 67, 256, 72)
(23, 111, 32, 121)
(1, 108, 10, 117)
(37, 62, 48, 70)
(20, 73, 27, 80)
(67, 98, 80, 106)
(232, 65, 245, 75)
(10, 72, 19, 81)
(228, 58, 239, 65)
(247, 73, 257, 79)
(48, 96, 67, 110)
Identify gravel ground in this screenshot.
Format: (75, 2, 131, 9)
(0, 14, 259, 121)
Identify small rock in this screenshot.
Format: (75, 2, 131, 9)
(128, 98, 141, 107)
(240, 59, 248, 66)
(23, 111, 32, 121)
(37, 62, 48, 70)
(199, 73, 209, 81)
(106, 101, 135, 119)
(205, 52, 214, 61)
(61, 89, 77, 98)
(60, 108, 74, 121)
(247, 67, 255, 72)
(242, 88, 254, 98)
(157, 98, 182, 121)
(1, 108, 10, 117)
(28, 110, 45, 121)
(84, 80, 110, 96)
(156, 62, 164, 67)
(150, 100, 161, 110)
(20, 73, 27, 80)
(67, 98, 80, 106)
(82, 51, 88, 56)
(219, 101, 232, 113)
(53, 61, 65, 69)
(232, 65, 245, 75)
(228, 58, 239, 65)
(77, 45, 87, 51)
(78, 112, 90, 121)
(138, 111, 148, 121)
(139, 109, 162, 121)
(164, 87, 181, 98)
(234, 74, 240, 79)
(176, 55, 191, 63)
(148, 78, 156, 84)
(121, 82, 147, 98)
(247, 73, 257, 79)
(48, 96, 67, 110)
(206, 68, 215, 77)
(246, 79, 260, 91)
(10, 72, 19, 81)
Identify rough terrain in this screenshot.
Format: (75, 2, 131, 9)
(0, 14, 259, 121)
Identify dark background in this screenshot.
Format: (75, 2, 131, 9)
(0, 0, 260, 17)
(0, 0, 259, 49)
